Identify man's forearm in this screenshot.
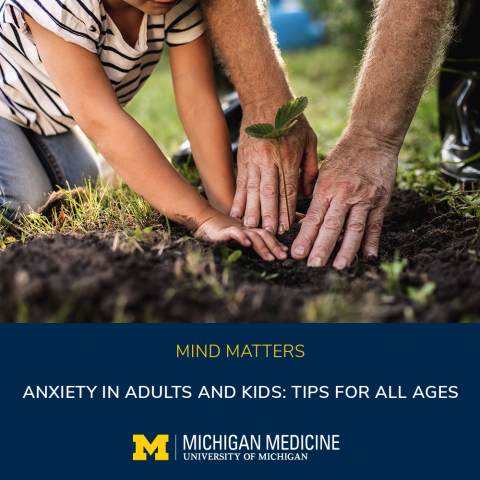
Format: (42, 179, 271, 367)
(198, 0, 292, 109)
(349, 0, 453, 147)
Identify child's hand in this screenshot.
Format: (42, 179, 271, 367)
(194, 214, 288, 261)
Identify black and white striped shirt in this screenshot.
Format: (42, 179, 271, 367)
(0, 0, 204, 135)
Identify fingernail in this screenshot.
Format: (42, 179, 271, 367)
(267, 253, 275, 261)
(309, 257, 322, 268)
(279, 252, 287, 260)
(264, 227, 274, 234)
(293, 246, 305, 256)
(230, 212, 240, 218)
(281, 245, 289, 252)
(333, 257, 347, 270)
(245, 217, 256, 226)
(244, 239, 251, 246)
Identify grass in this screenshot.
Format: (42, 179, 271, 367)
(20, 181, 162, 239)
(0, 45, 476, 323)
(125, 46, 452, 205)
(124, 49, 183, 156)
(124, 47, 359, 159)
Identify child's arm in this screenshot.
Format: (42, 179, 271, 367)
(27, 17, 287, 261)
(169, 34, 235, 215)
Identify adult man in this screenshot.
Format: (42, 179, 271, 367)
(199, 0, 452, 269)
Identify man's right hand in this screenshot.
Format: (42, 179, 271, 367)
(291, 127, 398, 268)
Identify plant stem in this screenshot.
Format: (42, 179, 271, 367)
(163, 210, 171, 236)
(442, 149, 480, 167)
(276, 138, 291, 230)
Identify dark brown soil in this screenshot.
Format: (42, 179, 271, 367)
(1, 187, 479, 323)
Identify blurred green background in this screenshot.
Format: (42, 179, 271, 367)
(127, 48, 439, 194)
(126, 0, 441, 195)
(303, 0, 374, 47)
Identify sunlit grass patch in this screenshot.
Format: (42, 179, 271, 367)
(0, 46, 477, 324)
(19, 180, 165, 241)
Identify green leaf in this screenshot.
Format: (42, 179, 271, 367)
(275, 96, 308, 130)
(245, 123, 275, 139)
(0, 216, 13, 227)
(227, 250, 242, 263)
(262, 120, 298, 139)
(265, 273, 279, 281)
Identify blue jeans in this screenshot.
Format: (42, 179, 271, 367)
(0, 116, 100, 219)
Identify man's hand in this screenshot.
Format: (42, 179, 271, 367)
(291, 127, 398, 268)
(197, 1, 318, 234)
(230, 110, 318, 235)
(199, 0, 451, 252)
(289, 0, 452, 268)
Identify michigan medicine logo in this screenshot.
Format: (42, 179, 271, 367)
(133, 435, 169, 461)
(132, 434, 340, 463)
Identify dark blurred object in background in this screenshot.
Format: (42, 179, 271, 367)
(303, 0, 373, 48)
(173, 92, 242, 166)
(212, 59, 235, 97)
(439, 0, 480, 183)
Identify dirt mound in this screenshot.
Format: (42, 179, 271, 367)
(0, 187, 479, 323)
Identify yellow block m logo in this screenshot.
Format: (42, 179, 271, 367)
(133, 435, 169, 461)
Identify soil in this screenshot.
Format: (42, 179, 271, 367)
(1, 187, 479, 323)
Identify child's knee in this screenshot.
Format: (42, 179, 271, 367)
(0, 181, 52, 220)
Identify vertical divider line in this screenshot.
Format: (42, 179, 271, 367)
(175, 434, 177, 460)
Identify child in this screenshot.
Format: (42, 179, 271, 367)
(0, 0, 288, 261)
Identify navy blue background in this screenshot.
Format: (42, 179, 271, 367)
(0, 325, 478, 479)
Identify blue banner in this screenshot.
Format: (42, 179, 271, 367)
(1, 325, 478, 479)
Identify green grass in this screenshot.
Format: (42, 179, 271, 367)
(284, 47, 357, 155)
(0, 45, 474, 323)
(1, 45, 469, 255)
(1, 45, 471, 249)
(125, 49, 184, 156)
(125, 46, 359, 158)
(83, 48, 181, 161)
(16, 181, 164, 241)
(126, 46, 445, 193)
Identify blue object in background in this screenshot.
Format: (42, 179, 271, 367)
(268, 0, 325, 50)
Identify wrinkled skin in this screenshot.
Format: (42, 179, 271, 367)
(230, 113, 319, 235)
(291, 127, 398, 268)
(200, 0, 452, 268)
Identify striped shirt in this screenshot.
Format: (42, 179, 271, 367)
(0, 0, 205, 135)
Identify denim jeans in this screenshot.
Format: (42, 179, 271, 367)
(0, 116, 100, 219)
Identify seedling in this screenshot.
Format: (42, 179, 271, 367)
(163, 211, 171, 236)
(407, 282, 436, 306)
(245, 96, 309, 230)
(380, 252, 407, 293)
(227, 250, 242, 263)
(258, 271, 279, 281)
